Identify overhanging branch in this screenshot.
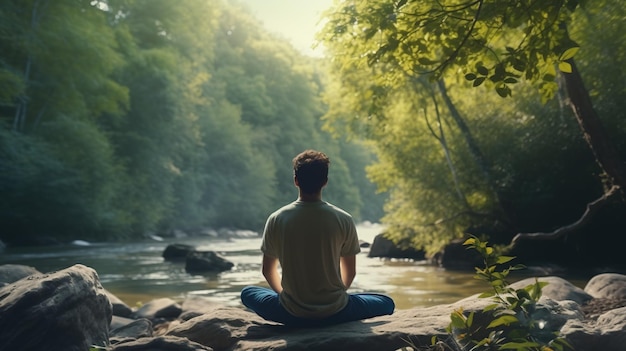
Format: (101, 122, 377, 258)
(510, 185, 621, 245)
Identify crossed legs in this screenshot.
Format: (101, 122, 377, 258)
(240, 286, 395, 327)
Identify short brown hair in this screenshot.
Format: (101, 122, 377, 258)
(293, 150, 330, 194)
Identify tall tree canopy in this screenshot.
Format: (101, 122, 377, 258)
(319, 0, 626, 257)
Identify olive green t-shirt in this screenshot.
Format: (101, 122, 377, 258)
(261, 200, 361, 318)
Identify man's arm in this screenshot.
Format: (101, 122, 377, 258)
(262, 254, 283, 293)
(340, 255, 357, 289)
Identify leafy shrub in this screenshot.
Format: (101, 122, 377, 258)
(444, 236, 572, 351)
(408, 236, 573, 351)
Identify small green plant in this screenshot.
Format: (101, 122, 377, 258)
(441, 236, 572, 351)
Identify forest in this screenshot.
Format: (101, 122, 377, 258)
(0, 0, 386, 245)
(1, 0, 625, 267)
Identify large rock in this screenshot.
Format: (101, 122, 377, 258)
(106, 289, 133, 317)
(510, 275, 592, 304)
(584, 273, 626, 298)
(132, 297, 183, 321)
(158, 275, 626, 351)
(367, 234, 425, 260)
(163, 244, 196, 261)
(0, 264, 40, 287)
(0, 264, 112, 351)
(166, 305, 450, 351)
(185, 251, 234, 273)
(110, 318, 154, 345)
(435, 239, 483, 270)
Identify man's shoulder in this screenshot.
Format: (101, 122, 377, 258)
(269, 201, 299, 217)
(322, 202, 354, 219)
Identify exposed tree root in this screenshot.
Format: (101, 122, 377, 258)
(510, 185, 621, 245)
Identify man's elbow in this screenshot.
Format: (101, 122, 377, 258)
(348, 270, 357, 281)
(343, 270, 357, 287)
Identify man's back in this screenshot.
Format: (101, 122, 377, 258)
(241, 149, 394, 326)
(261, 200, 361, 317)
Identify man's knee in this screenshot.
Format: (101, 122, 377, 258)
(240, 286, 259, 307)
(382, 296, 395, 314)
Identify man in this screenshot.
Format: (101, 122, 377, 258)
(241, 149, 395, 327)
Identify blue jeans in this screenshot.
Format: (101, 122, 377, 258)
(240, 286, 395, 327)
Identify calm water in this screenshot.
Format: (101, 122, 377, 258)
(0, 223, 590, 310)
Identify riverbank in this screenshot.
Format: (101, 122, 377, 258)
(1, 264, 625, 351)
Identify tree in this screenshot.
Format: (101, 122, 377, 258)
(320, 0, 625, 251)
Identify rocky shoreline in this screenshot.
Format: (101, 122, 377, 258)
(0, 263, 625, 351)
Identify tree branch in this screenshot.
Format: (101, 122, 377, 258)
(510, 185, 621, 244)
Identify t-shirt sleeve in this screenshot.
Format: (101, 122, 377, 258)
(260, 215, 278, 258)
(341, 217, 361, 256)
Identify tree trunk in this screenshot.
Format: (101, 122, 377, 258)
(437, 80, 495, 189)
(563, 58, 626, 191)
(436, 79, 512, 225)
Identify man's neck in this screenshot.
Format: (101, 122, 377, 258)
(298, 192, 322, 202)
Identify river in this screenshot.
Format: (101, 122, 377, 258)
(0, 223, 589, 310)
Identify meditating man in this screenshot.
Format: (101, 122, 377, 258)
(241, 149, 395, 327)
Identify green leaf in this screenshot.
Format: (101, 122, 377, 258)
(529, 280, 547, 300)
(559, 46, 580, 61)
(483, 303, 500, 311)
(496, 84, 511, 97)
(478, 291, 496, 298)
(506, 296, 519, 305)
(495, 255, 514, 264)
(465, 73, 477, 80)
(473, 77, 486, 87)
(491, 279, 504, 287)
(512, 58, 527, 72)
(516, 289, 532, 300)
(487, 315, 518, 328)
(449, 310, 467, 328)
(558, 61, 572, 73)
(463, 237, 476, 246)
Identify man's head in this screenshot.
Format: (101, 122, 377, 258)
(292, 149, 330, 194)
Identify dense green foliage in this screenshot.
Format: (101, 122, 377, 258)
(0, 0, 385, 244)
(319, 0, 626, 255)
